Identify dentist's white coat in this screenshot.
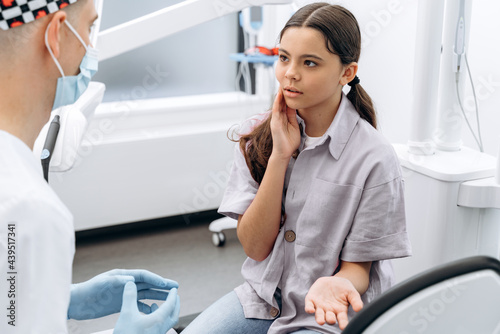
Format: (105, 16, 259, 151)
(0, 130, 74, 334)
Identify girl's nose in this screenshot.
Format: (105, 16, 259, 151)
(285, 64, 300, 81)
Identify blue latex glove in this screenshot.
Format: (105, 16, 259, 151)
(68, 269, 178, 320)
(114, 281, 180, 334)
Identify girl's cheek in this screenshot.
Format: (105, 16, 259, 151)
(275, 69, 282, 81)
(275, 65, 285, 81)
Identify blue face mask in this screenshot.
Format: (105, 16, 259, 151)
(45, 20, 99, 111)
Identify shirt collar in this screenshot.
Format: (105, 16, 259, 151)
(0, 130, 43, 177)
(295, 92, 360, 160)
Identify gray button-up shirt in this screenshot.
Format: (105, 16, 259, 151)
(219, 94, 412, 333)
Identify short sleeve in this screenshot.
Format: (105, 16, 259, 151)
(341, 176, 412, 262)
(217, 142, 259, 220)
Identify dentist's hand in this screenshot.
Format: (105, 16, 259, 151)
(114, 282, 180, 334)
(305, 276, 363, 330)
(270, 88, 301, 161)
(68, 269, 179, 320)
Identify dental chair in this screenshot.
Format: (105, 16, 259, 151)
(343, 256, 500, 334)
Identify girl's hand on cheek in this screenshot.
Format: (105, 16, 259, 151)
(270, 88, 301, 161)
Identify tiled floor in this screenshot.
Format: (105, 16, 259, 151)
(68, 211, 246, 333)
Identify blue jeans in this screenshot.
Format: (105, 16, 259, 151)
(181, 291, 319, 334)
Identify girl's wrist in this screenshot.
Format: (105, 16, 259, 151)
(269, 152, 292, 165)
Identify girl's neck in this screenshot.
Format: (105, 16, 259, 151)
(298, 91, 342, 137)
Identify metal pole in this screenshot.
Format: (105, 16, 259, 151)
(407, 0, 446, 155)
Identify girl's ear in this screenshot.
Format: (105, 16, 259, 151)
(45, 11, 67, 58)
(340, 62, 358, 86)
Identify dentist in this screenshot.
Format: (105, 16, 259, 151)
(0, 1, 179, 333)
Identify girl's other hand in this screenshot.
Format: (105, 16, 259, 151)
(304, 276, 363, 330)
(270, 88, 301, 161)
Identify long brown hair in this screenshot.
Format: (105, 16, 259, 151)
(238, 3, 376, 184)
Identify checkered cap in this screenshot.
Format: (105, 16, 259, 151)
(0, 0, 79, 30)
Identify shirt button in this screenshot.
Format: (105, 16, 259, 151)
(285, 230, 296, 242)
(270, 307, 280, 318)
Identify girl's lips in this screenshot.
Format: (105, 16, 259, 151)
(283, 87, 303, 98)
(284, 89, 303, 98)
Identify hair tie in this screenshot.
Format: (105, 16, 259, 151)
(348, 75, 360, 87)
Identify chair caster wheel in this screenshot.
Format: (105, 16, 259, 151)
(212, 232, 226, 247)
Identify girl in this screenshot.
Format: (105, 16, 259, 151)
(183, 3, 411, 333)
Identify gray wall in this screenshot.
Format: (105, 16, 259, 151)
(94, 0, 239, 102)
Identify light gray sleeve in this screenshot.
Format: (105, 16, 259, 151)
(217, 143, 259, 220)
(341, 176, 412, 262)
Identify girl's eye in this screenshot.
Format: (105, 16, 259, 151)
(279, 55, 288, 62)
(305, 60, 317, 67)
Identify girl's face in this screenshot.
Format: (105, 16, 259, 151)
(276, 27, 354, 113)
